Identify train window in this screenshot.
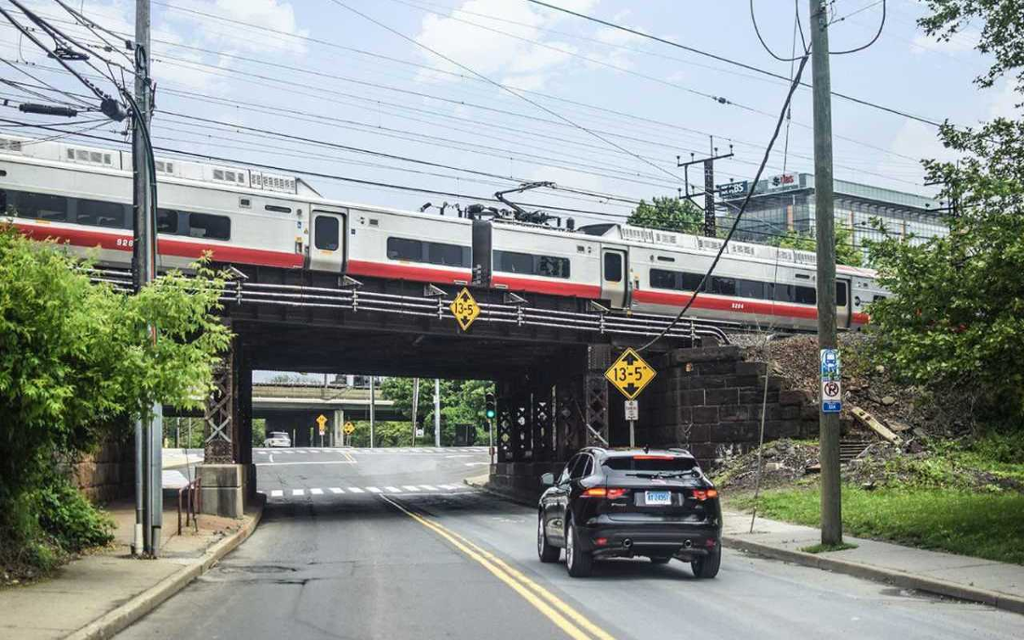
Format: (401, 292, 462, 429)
(156, 209, 179, 234)
(314, 216, 339, 251)
(604, 253, 622, 282)
(494, 250, 571, 278)
(76, 198, 126, 229)
(11, 191, 68, 221)
(737, 278, 766, 300)
(774, 283, 817, 305)
(836, 281, 849, 307)
(650, 268, 705, 292)
(0, 190, 6, 214)
(387, 237, 470, 268)
(187, 213, 231, 240)
(709, 276, 737, 296)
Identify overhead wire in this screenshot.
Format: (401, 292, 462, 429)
(830, 0, 886, 55)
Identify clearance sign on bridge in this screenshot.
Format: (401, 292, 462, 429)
(605, 348, 656, 400)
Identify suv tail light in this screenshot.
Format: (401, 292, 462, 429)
(692, 489, 719, 501)
(582, 487, 628, 499)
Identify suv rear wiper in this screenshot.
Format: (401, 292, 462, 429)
(625, 470, 698, 479)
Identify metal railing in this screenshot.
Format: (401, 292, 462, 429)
(84, 267, 736, 345)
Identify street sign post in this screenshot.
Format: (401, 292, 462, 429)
(605, 349, 656, 448)
(450, 287, 481, 331)
(317, 414, 328, 447)
(820, 349, 842, 413)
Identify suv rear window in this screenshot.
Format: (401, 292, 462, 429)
(603, 456, 697, 473)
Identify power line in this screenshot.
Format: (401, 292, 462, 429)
(326, 0, 688, 186)
(526, 0, 943, 128)
(830, 0, 886, 55)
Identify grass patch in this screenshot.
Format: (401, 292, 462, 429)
(800, 542, 858, 554)
(733, 486, 1024, 565)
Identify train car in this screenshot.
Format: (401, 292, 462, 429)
(0, 134, 885, 330)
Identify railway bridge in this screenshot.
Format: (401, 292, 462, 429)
(101, 265, 820, 516)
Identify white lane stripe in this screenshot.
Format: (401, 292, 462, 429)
(329, 487, 344, 494)
(419, 484, 438, 491)
(440, 484, 459, 490)
(402, 485, 421, 492)
(292, 489, 304, 497)
(366, 486, 382, 493)
(271, 490, 283, 497)
(384, 486, 402, 493)
(310, 488, 324, 496)
(347, 487, 364, 493)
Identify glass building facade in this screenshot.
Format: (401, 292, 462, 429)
(716, 173, 949, 254)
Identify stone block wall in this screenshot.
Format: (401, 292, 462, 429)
(639, 345, 818, 468)
(72, 438, 134, 503)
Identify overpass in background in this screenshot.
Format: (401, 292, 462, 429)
(252, 383, 400, 446)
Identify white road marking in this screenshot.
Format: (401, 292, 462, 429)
(310, 488, 324, 496)
(402, 485, 421, 492)
(419, 484, 438, 491)
(268, 454, 274, 463)
(329, 487, 344, 494)
(292, 489, 304, 497)
(256, 460, 357, 467)
(384, 486, 402, 493)
(366, 486, 382, 493)
(271, 490, 283, 498)
(440, 484, 460, 490)
(347, 487, 364, 493)
(464, 462, 489, 467)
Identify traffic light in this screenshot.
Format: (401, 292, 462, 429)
(485, 392, 496, 420)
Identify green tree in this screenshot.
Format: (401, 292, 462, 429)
(379, 378, 494, 445)
(864, 1, 1024, 424)
(628, 196, 703, 234)
(0, 226, 230, 569)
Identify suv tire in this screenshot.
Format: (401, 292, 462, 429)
(691, 545, 721, 579)
(537, 512, 560, 563)
(565, 518, 593, 578)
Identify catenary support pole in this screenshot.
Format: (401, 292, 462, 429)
(809, 0, 842, 546)
(434, 379, 441, 447)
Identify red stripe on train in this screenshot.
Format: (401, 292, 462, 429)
(633, 289, 870, 325)
(12, 221, 304, 268)
(346, 259, 472, 285)
(491, 275, 601, 298)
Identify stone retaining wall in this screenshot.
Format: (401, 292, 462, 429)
(72, 438, 134, 503)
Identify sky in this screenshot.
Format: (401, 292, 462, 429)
(0, 0, 1009, 229)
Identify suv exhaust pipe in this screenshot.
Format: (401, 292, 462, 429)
(683, 539, 693, 549)
(623, 538, 633, 549)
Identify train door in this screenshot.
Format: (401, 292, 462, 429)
(309, 208, 346, 272)
(601, 248, 628, 309)
(836, 278, 851, 328)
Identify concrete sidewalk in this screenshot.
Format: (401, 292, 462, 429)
(722, 509, 1024, 615)
(0, 498, 262, 640)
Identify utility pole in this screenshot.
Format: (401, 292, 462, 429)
(809, 0, 842, 546)
(130, 0, 162, 558)
(369, 375, 376, 449)
(411, 378, 420, 445)
(433, 379, 441, 447)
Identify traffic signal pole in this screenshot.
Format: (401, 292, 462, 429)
(809, 0, 843, 546)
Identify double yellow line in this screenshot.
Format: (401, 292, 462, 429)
(382, 495, 616, 640)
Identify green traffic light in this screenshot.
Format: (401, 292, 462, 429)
(485, 409, 496, 419)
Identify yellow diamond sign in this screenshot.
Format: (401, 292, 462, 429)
(344, 421, 355, 435)
(450, 287, 481, 332)
(605, 348, 657, 400)
(316, 414, 328, 435)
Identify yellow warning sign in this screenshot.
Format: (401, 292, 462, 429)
(316, 414, 328, 435)
(344, 421, 355, 435)
(605, 348, 657, 400)
(450, 287, 481, 332)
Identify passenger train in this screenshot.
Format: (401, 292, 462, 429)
(0, 135, 884, 330)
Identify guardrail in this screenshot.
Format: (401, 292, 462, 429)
(177, 477, 201, 535)
(84, 268, 737, 345)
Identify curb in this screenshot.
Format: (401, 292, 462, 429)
(722, 534, 1024, 616)
(464, 476, 537, 508)
(65, 498, 265, 640)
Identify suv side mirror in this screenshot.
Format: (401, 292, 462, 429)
(540, 472, 554, 487)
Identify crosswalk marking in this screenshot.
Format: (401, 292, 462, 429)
(384, 486, 401, 493)
(440, 484, 459, 490)
(292, 489, 304, 497)
(418, 484, 438, 491)
(329, 487, 344, 494)
(271, 490, 283, 497)
(402, 485, 421, 492)
(309, 488, 324, 496)
(264, 484, 469, 500)
(366, 486, 382, 493)
(347, 487, 364, 493)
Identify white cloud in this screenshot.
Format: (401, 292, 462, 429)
(414, 0, 599, 88)
(887, 120, 957, 169)
(987, 80, 1021, 120)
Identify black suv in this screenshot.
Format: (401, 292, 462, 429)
(537, 447, 722, 578)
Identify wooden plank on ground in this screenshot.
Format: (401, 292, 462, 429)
(851, 406, 904, 446)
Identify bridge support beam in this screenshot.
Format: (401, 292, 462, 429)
(199, 327, 254, 518)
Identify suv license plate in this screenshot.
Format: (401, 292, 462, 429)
(645, 490, 671, 505)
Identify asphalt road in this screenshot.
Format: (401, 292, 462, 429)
(120, 447, 1023, 640)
